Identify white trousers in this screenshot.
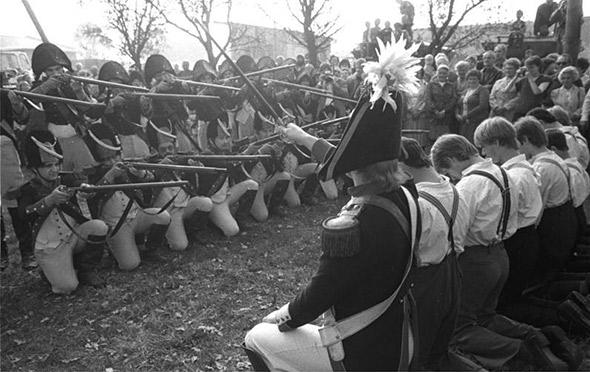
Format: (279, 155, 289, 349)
(244, 323, 333, 372)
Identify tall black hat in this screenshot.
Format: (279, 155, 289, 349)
(24, 130, 63, 167)
(85, 122, 121, 160)
(236, 55, 257, 74)
(144, 54, 175, 88)
(31, 42, 72, 77)
(192, 59, 217, 81)
(257, 56, 276, 70)
(99, 61, 130, 84)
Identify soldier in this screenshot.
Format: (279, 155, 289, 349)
(398, 137, 469, 370)
(84, 123, 171, 270)
(30, 43, 101, 172)
(98, 61, 152, 159)
(18, 130, 109, 294)
(245, 40, 421, 368)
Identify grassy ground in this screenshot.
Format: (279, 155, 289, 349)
(1, 198, 341, 371)
(2, 195, 590, 371)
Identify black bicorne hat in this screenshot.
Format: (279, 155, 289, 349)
(192, 59, 217, 81)
(144, 54, 175, 88)
(85, 122, 122, 160)
(236, 55, 257, 74)
(99, 61, 130, 84)
(257, 56, 276, 70)
(317, 91, 403, 181)
(24, 130, 63, 167)
(31, 42, 72, 77)
(218, 59, 234, 78)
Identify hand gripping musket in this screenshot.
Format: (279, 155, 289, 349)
(123, 92, 221, 101)
(263, 78, 357, 104)
(68, 75, 150, 92)
(1, 88, 106, 109)
(124, 162, 226, 174)
(218, 64, 296, 83)
(66, 180, 189, 193)
(249, 116, 349, 147)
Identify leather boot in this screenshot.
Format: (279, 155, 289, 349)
(267, 179, 289, 217)
(143, 224, 169, 263)
(522, 330, 569, 371)
(242, 344, 270, 372)
(300, 173, 319, 206)
(541, 325, 583, 371)
(75, 234, 107, 288)
(235, 189, 257, 221)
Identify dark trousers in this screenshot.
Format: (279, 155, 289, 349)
(536, 202, 578, 281)
(574, 206, 587, 245)
(411, 253, 461, 370)
(499, 225, 539, 307)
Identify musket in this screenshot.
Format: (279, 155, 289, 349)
(174, 79, 242, 92)
(263, 78, 357, 104)
(189, 16, 282, 122)
(171, 154, 272, 162)
(219, 64, 296, 83)
(1, 88, 106, 109)
(68, 180, 189, 192)
(69, 75, 150, 92)
(248, 116, 349, 147)
(125, 162, 226, 174)
(123, 92, 220, 100)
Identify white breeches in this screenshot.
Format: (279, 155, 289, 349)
(209, 180, 258, 237)
(166, 196, 213, 251)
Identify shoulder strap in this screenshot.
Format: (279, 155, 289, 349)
(355, 194, 410, 241)
(465, 167, 511, 239)
(536, 157, 572, 201)
(418, 184, 458, 253)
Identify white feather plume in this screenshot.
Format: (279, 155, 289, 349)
(362, 37, 421, 111)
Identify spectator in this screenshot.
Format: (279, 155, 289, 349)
(490, 58, 521, 121)
(455, 60, 470, 96)
(457, 69, 490, 143)
(338, 58, 351, 72)
(329, 55, 339, 71)
(74, 62, 83, 74)
(379, 21, 393, 44)
(362, 21, 371, 43)
(541, 57, 557, 77)
(575, 57, 590, 90)
(513, 56, 552, 120)
(480, 51, 503, 90)
(275, 55, 284, 66)
(178, 61, 192, 79)
(581, 90, 590, 134)
(511, 9, 527, 34)
(89, 65, 99, 78)
(370, 19, 381, 43)
(494, 44, 507, 70)
(550, 66, 586, 124)
(432, 53, 458, 83)
(523, 49, 535, 61)
(347, 58, 365, 99)
(549, 0, 567, 53)
(423, 54, 435, 82)
(534, 0, 559, 37)
(424, 65, 458, 141)
(466, 55, 478, 70)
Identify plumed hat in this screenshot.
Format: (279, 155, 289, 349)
(257, 56, 276, 70)
(31, 43, 72, 77)
(24, 130, 63, 167)
(192, 59, 217, 81)
(317, 37, 420, 181)
(144, 54, 175, 88)
(236, 55, 257, 74)
(85, 122, 121, 160)
(99, 61, 130, 84)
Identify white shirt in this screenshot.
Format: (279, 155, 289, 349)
(530, 150, 570, 209)
(564, 158, 590, 208)
(559, 126, 589, 169)
(502, 154, 543, 229)
(457, 159, 519, 247)
(415, 175, 469, 266)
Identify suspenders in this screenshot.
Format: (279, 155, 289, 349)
(418, 185, 459, 254)
(535, 157, 572, 202)
(465, 167, 511, 240)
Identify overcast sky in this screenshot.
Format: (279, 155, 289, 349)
(2, 0, 588, 63)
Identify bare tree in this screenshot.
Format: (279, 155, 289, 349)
(75, 23, 113, 59)
(102, 0, 166, 70)
(425, 0, 500, 55)
(148, 0, 249, 67)
(283, 0, 341, 67)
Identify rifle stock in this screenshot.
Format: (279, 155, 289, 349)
(70, 181, 189, 192)
(126, 162, 226, 173)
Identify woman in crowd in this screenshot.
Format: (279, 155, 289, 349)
(490, 58, 521, 121)
(550, 66, 586, 125)
(457, 69, 489, 143)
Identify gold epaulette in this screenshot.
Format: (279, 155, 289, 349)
(321, 203, 363, 257)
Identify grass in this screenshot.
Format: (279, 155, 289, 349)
(2, 195, 589, 371)
(1, 198, 341, 371)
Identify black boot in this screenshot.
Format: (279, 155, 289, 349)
(541, 325, 583, 371)
(143, 224, 169, 263)
(267, 179, 289, 217)
(300, 173, 319, 206)
(75, 234, 107, 288)
(242, 344, 270, 372)
(235, 189, 257, 221)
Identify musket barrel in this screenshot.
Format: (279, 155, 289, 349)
(219, 64, 296, 82)
(262, 78, 357, 103)
(124, 92, 221, 100)
(1, 89, 106, 109)
(71, 180, 189, 192)
(69, 75, 150, 92)
(126, 162, 226, 173)
(249, 116, 349, 147)
(172, 154, 272, 161)
(176, 79, 242, 92)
